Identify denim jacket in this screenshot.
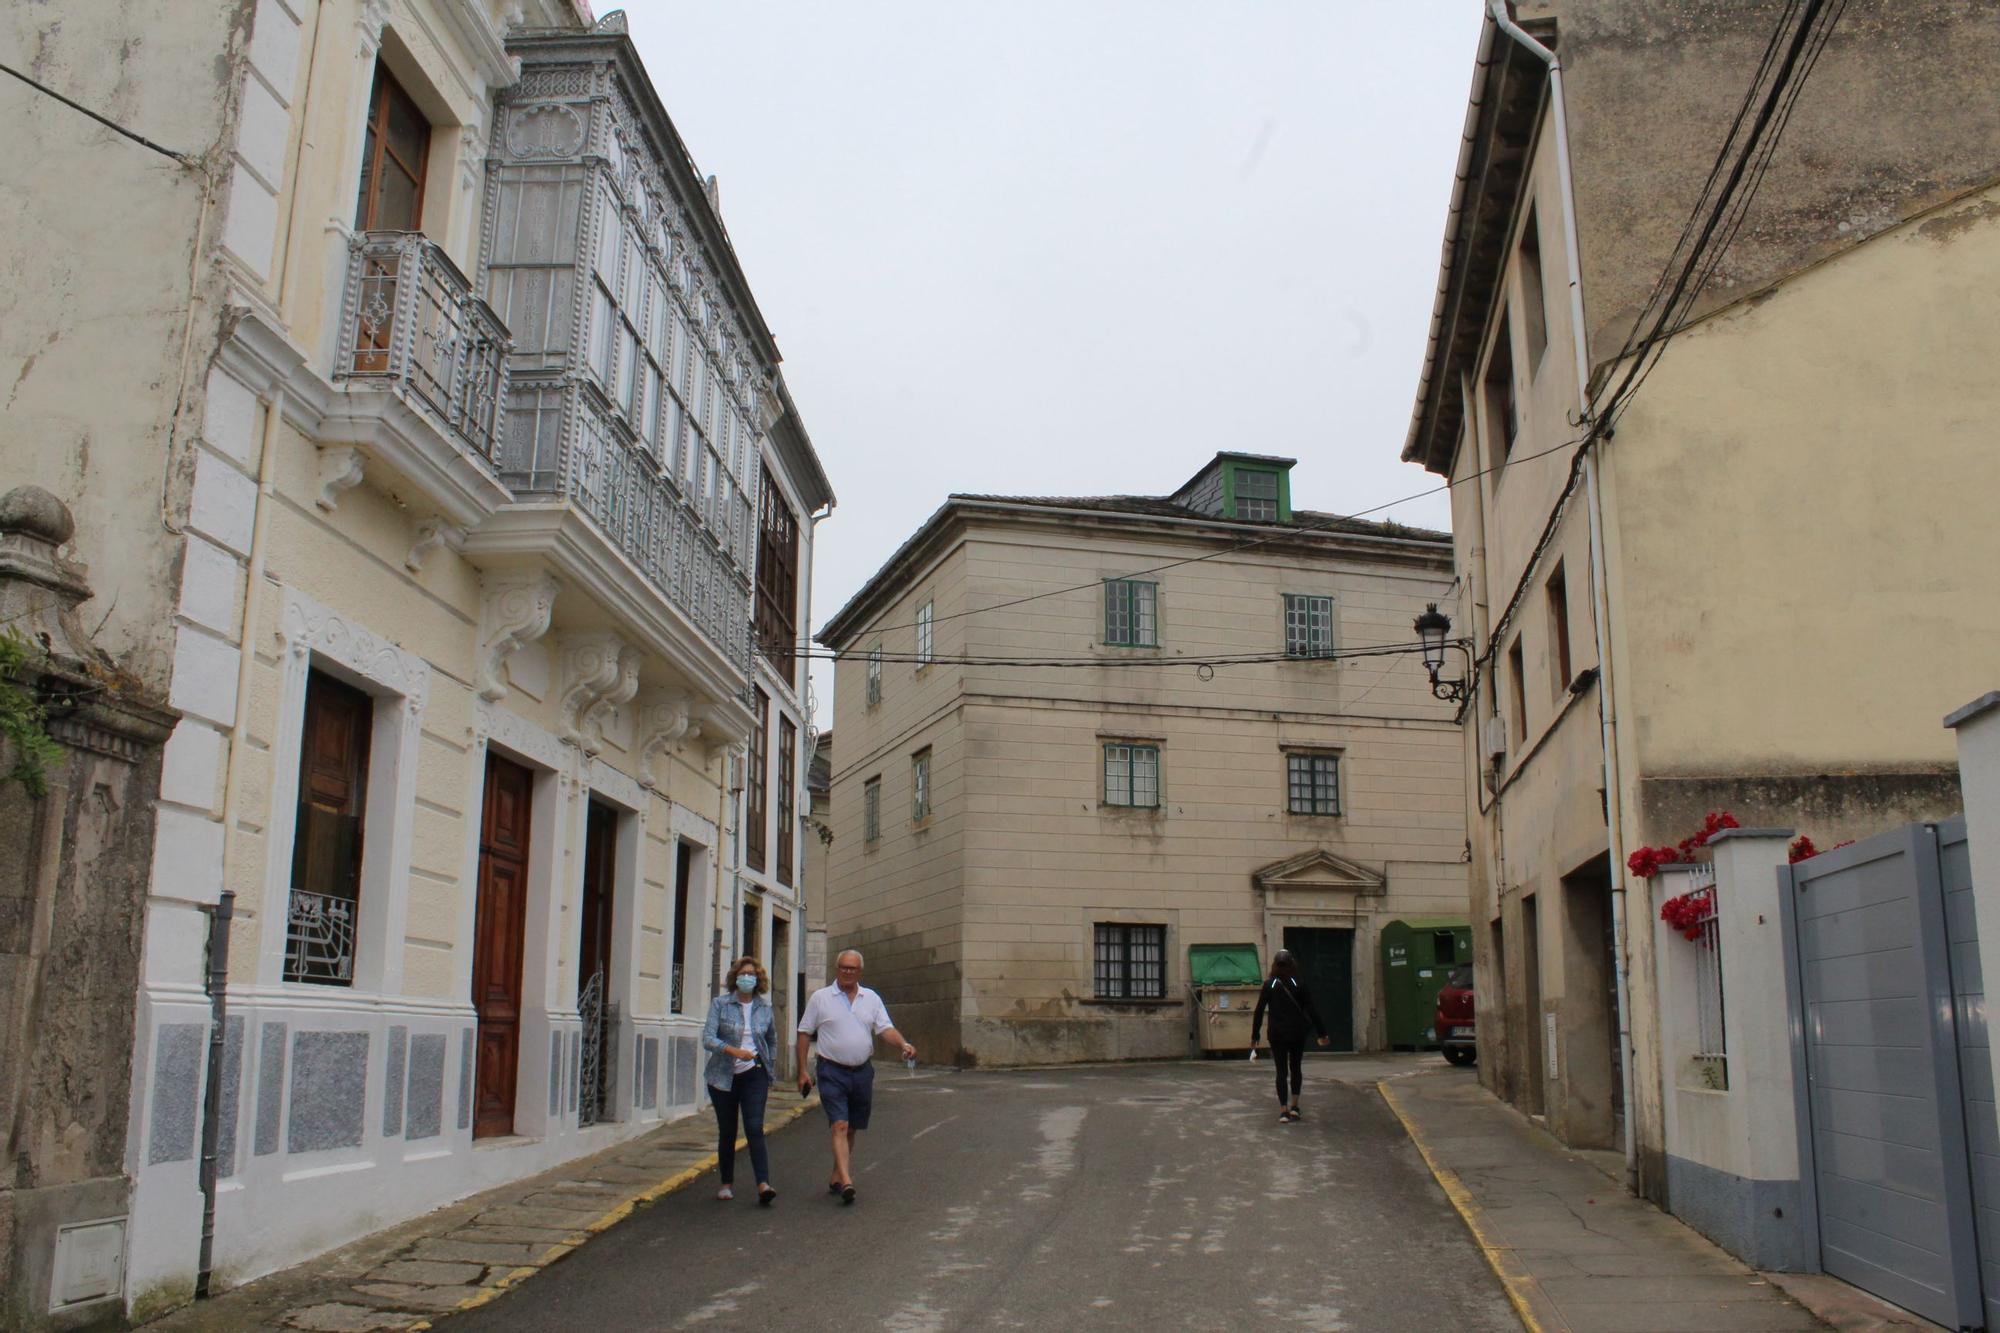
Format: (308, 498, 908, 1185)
(701, 991, 777, 1092)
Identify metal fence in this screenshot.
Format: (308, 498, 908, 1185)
(284, 888, 356, 985)
(1688, 862, 1728, 1089)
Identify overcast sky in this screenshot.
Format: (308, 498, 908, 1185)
(629, 3, 1486, 724)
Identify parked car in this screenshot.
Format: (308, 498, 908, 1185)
(1434, 964, 1476, 1066)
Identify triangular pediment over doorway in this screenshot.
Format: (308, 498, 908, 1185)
(1253, 848, 1386, 896)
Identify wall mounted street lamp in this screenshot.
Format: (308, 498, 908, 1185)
(1413, 603, 1471, 703)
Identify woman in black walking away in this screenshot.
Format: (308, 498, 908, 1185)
(1250, 949, 1331, 1123)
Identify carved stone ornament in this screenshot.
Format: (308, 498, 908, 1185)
(405, 517, 466, 572)
(633, 691, 694, 787)
(278, 591, 431, 716)
(594, 10, 630, 34)
(557, 632, 638, 750)
(358, 0, 392, 48)
(476, 571, 560, 701)
(457, 123, 486, 192)
(507, 102, 587, 159)
(315, 445, 367, 511)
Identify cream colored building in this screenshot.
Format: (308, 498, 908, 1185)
(818, 455, 1466, 1067)
(1406, 0, 1998, 1230)
(2, 1, 829, 1316)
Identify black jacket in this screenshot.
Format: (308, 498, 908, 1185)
(1251, 977, 1327, 1045)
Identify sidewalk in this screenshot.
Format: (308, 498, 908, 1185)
(1380, 1070, 1821, 1333)
(142, 1096, 818, 1333)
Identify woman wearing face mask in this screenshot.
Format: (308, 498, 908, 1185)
(701, 956, 779, 1203)
(1250, 949, 1331, 1123)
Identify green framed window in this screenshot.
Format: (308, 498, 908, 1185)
(915, 601, 934, 664)
(1235, 468, 1280, 521)
(1104, 743, 1160, 808)
(1284, 594, 1334, 658)
(1104, 579, 1157, 647)
(1287, 752, 1341, 816)
(863, 776, 881, 843)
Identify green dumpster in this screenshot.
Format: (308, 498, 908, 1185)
(1189, 943, 1262, 1056)
(1381, 918, 1472, 1050)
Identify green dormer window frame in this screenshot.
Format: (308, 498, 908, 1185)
(1222, 462, 1291, 522)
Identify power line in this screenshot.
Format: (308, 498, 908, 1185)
(783, 639, 1441, 672)
(0, 60, 197, 167)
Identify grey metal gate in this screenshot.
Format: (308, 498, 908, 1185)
(1781, 821, 1986, 1329)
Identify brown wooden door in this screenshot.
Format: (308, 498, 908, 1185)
(472, 754, 533, 1139)
(579, 802, 615, 990)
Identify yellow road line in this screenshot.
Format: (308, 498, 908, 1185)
(1377, 1080, 1553, 1333)
(409, 1098, 820, 1326)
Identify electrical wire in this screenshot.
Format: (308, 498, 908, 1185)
(0, 60, 197, 166)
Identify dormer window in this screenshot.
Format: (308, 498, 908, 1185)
(1235, 468, 1280, 521)
(353, 63, 430, 232)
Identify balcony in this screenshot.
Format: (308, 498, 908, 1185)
(335, 231, 512, 464)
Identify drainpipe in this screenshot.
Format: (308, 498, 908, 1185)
(1486, 0, 1638, 1187)
(194, 890, 235, 1298)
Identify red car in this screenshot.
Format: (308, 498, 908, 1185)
(1434, 964, 1476, 1066)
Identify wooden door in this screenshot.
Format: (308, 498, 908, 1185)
(472, 754, 533, 1139)
(1283, 926, 1355, 1052)
(579, 802, 615, 991)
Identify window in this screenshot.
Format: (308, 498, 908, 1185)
(286, 669, 374, 985)
(1103, 743, 1161, 808)
(911, 747, 931, 822)
(1485, 312, 1517, 466)
(1103, 579, 1157, 647)
(915, 601, 934, 665)
(755, 474, 800, 687)
(1546, 562, 1572, 697)
(1519, 206, 1549, 372)
(1283, 594, 1334, 658)
(865, 645, 883, 707)
(745, 689, 769, 872)
(1094, 924, 1166, 999)
(1286, 752, 1341, 816)
(353, 62, 430, 231)
(776, 716, 797, 886)
(863, 776, 881, 844)
(1235, 468, 1280, 521)
(1507, 636, 1527, 744)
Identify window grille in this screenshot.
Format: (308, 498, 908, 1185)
(1287, 752, 1341, 816)
(1689, 863, 1728, 1089)
(1104, 579, 1158, 647)
(911, 749, 931, 821)
(1094, 924, 1166, 999)
(863, 777, 881, 843)
(916, 601, 934, 664)
(1284, 594, 1334, 658)
(1103, 743, 1160, 808)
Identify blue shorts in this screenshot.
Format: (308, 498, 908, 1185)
(816, 1058, 875, 1130)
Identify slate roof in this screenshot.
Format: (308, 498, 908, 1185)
(952, 493, 1450, 543)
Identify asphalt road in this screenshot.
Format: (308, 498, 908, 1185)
(455, 1062, 1516, 1331)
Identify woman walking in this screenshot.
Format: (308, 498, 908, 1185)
(701, 956, 780, 1203)
(1250, 949, 1331, 1123)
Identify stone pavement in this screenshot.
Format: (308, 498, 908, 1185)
(1380, 1070, 1823, 1333)
(142, 1095, 819, 1332)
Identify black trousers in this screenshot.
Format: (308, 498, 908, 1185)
(1270, 1039, 1305, 1104)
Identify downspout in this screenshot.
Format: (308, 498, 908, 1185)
(1486, 0, 1638, 1188)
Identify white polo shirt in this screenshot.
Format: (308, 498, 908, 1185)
(798, 982, 893, 1067)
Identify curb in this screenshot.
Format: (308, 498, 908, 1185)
(408, 1097, 820, 1328)
(1377, 1079, 1551, 1333)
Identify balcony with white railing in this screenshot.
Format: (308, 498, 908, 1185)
(335, 231, 513, 464)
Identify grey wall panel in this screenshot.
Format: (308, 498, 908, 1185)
(215, 1015, 245, 1178)
(147, 1023, 204, 1165)
(383, 1025, 408, 1137)
(642, 1036, 659, 1110)
(288, 1031, 370, 1154)
(549, 1030, 562, 1117)
(566, 1029, 578, 1115)
(458, 1027, 474, 1131)
(406, 1033, 446, 1140)
(255, 1021, 287, 1156)
(672, 1035, 696, 1106)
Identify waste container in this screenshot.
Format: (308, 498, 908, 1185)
(1189, 943, 1263, 1056)
(1381, 918, 1472, 1049)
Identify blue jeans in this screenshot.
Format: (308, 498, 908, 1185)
(708, 1066, 771, 1186)
(816, 1058, 875, 1130)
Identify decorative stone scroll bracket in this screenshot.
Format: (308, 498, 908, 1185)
(476, 571, 559, 701)
(405, 517, 466, 572)
(557, 632, 639, 753)
(634, 690, 694, 787)
(315, 445, 367, 511)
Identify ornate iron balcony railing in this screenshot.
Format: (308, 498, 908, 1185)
(284, 887, 356, 985)
(336, 231, 513, 463)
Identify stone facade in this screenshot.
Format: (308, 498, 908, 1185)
(0, 2, 829, 1316)
(819, 459, 1466, 1067)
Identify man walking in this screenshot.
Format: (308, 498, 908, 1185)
(796, 949, 915, 1204)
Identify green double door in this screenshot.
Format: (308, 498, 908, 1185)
(1283, 926, 1355, 1052)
